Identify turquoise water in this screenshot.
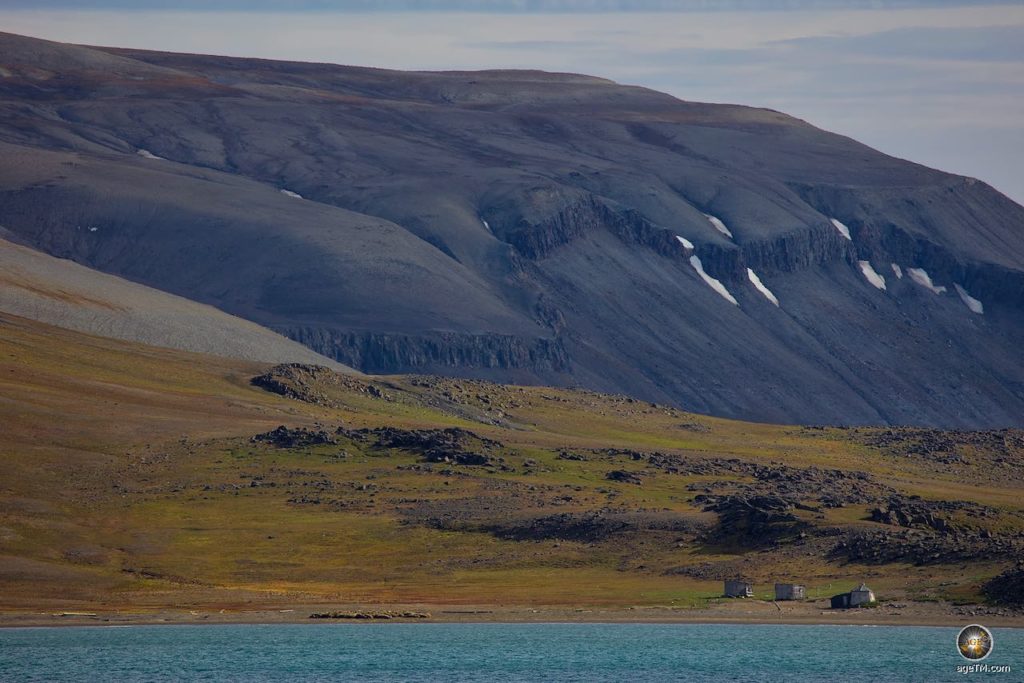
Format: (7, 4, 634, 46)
(0, 623, 1021, 682)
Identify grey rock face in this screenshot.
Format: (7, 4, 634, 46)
(1, 31, 1022, 427)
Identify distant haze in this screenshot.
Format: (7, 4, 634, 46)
(2, 2, 1022, 204)
(2, 1, 1017, 9)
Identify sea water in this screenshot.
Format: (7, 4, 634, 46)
(0, 622, 1021, 682)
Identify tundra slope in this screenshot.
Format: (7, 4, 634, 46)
(0, 31, 1022, 427)
(0, 237, 351, 368)
(1, 314, 1022, 615)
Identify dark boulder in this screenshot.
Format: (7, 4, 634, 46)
(251, 425, 337, 448)
(606, 470, 644, 485)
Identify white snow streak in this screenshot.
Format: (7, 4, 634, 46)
(747, 268, 779, 306)
(830, 218, 852, 241)
(907, 267, 947, 295)
(482, 218, 491, 231)
(690, 255, 738, 305)
(137, 149, 164, 160)
(675, 235, 694, 250)
(954, 284, 984, 314)
(858, 261, 887, 290)
(704, 214, 733, 239)
(280, 189, 303, 199)
(891, 263, 903, 279)
(88, 226, 99, 232)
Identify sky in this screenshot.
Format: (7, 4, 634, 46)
(1, 1, 1022, 203)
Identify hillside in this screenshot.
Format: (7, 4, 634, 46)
(1, 312, 1021, 621)
(0, 237, 352, 368)
(0, 32, 1022, 427)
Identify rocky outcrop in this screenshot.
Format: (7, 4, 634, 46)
(738, 222, 855, 275)
(483, 193, 684, 263)
(491, 196, 597, 260)
(252, 363, 394, 406)
(514, 195, 858, 283)
(869, 496, 996, 534)
(633, 454, 894, 507)
(700, 494, 809, 547)
(605, 469, 644, 485)
(250, 422, 503, 466)
(794, 180, 1024, 306)
(849, 427, 1024, 483)
(858, 428, 1024, 462)
(365, 426, 502, 467)
(252, 425, 337, 448)
(595, 202, 684, 260)
(983, 563, 1024, 607)
(556, 450, 588, 461)
(278, 328, 571, 376)
(832, 528, 1023, 565)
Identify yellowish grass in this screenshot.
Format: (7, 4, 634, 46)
(0, 313, 1017, 611)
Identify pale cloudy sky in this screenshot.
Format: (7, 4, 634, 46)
(2, 1, 1022, 203)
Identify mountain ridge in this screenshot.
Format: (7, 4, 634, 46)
(1, 31, 1022, 427)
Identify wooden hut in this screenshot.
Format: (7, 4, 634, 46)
(830, 593, 850, 609)
(724, 578, 754, 598)
(774, 583, 806, 601)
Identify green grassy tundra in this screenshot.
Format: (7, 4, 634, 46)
(1, 312, 1021, 616)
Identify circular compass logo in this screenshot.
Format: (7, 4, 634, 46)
(957, 624, 993, 661)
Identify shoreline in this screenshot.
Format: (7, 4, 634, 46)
(2, 601, 1022, 630)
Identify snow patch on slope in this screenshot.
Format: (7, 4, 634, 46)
(690, 255, 737, 305)
(891, 263, 903, 279)
(858, 261, 886, 290)
(675, 235, 694, 250)
(280, 189, 302, 199)
(954, 284, 984, 314)
(830, 218, 852, 241)
(747, 268, 778, 306)
(907, 268, 946, 295)
(704, 214, 733, 239)
(137, 149, 164, 160)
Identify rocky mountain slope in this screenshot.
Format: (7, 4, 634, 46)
(1, 31, 1022, 426)
(0, 236, 352, 368)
